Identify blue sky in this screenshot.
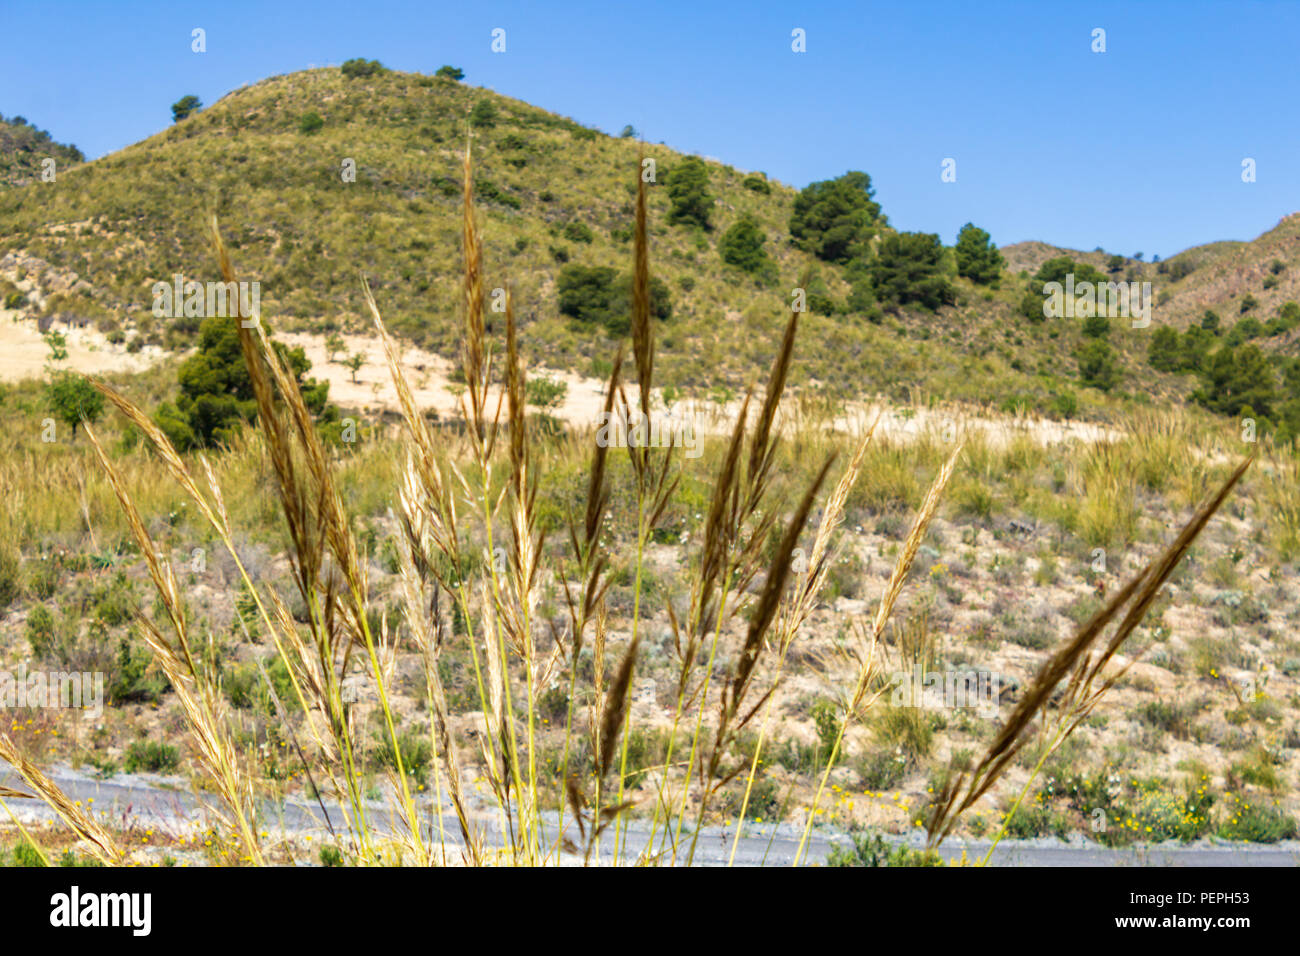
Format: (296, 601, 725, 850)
(2, 0, 1298, 258)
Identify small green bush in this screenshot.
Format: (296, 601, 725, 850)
(340, 58, 384, 79)
(827, 830, 943, 867)
(0, 544, 20, 609)
(562, 221, 594, 244)
(469, 101, 498, 129)
(124, 740, 180, 774)
(319, 845, 345, 866)
(24, 604, 56, 658)
(375, 729, 432, 781)
(12, 841, 46, 867)
(1217, 795, 1296, 842)
(719, 216, 770, 274)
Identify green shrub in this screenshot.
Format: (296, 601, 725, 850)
(375, 729, 432, 781)
(27, 556, 59, 599)
(1082, 313, 1110, 338)
(1078, 340, 1119, 391)
(622, 727, 674, 790)
(1035, 256, 1107, 288)
(319, 845, 345, 866)
(718, 216, 770, 274)
(1002, 795, 1069, 839)
(12, 841, 46, 867)
(525, 376, 567, 411)
(562, 221, 594, 244)
(665, 157, 713, 230)
(1192, 344, 1278, 419)
(811, 698, 841, 764)
(1048, 390, 1078, 418)
(716, 773, 784, 822)
(299, 112, 324, 134)
(827, 830, 944, 867)
(1147, 326, 1182, 372)
(475, 179, 520, 209)
(1008, 620, 1055, 650)
(91, 571, 135, 627)
(556, 264, 671, 335)
(340, 58, 384, 79)
(108, 635, 167, 705)
(226, 655, 300, 713)
(854, 747, 907, 789)
(1133, 700, 1194, 738)
(0, 544, 20, 610)
(124, 740, 180, 774)
(873, 704, 934, 758)
(1217, 795, 1296, 842)
(159, 316, 329, 449)
(24, 604, 55, 658)
(469, 101, 498, 129)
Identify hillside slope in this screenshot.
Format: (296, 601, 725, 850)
(2, 66, 1299, 419)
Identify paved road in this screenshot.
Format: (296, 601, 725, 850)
(4, 761, 1298, 866)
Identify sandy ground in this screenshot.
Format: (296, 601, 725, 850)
(1, 318, 1120, 447)
(0, 310, 165, 381)
(278, 330, 1122, 447)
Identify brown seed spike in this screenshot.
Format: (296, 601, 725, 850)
(598, 635, 640, 779)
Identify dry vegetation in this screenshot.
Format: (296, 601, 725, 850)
(1, 149, 1296, 867)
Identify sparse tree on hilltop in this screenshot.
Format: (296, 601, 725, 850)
(171, 95, 202, 123)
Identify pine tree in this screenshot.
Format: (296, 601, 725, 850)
(954, 223, 1004, 286)
(665, 157, 713, 230)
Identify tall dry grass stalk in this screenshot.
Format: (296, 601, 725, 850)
(82, 421, 263, 864)
(925, 456, 1253, 859)
(790, 441, 964, 866)
(725, 417, 880, 863)
(0, 734, 123, 866)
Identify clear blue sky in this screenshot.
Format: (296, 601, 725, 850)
(3, 0, 1298, 258)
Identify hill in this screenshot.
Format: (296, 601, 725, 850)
(1, 65, 1299, 423)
